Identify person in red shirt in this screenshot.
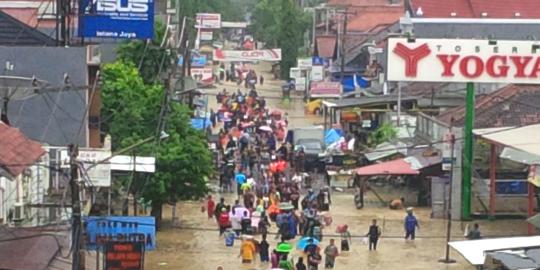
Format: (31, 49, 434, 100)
(218, 208, 230, 236)
(207, 195, 215, 219)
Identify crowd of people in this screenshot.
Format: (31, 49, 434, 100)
(201, 87, 439, 270)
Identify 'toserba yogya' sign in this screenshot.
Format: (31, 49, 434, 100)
(387, 38, 540, 84)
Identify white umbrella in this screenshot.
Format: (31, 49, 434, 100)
(259, 126, 272, 132)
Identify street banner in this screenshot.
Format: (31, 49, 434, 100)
(60, 149, 111, 187)
(290, 67, 301, 79)
(105, 242, 144, 270)
(387, 38, 540, 84)
(79, 0, 154, 39)
(311, 66, 324, 81)
(84, 216, 156, 251)
(310, 82, 342, 97)
(213, 49, 282, 61)
(196, 13, 221, 29)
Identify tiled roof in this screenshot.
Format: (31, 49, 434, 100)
(0, 122, 45, 177)
(315, 35, 337, 58)
(328, 0, 403, 6)
(0, 10, 55, 46)
(410, 0, 540, 18)
(438, 84, 540, 128)
(347, 9, 403, 32)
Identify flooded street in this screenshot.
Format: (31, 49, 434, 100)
(143, 63, 528, 270)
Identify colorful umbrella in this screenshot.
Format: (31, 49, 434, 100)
(259, 126, 272, 132)
(296, 237, 320, 250)
(277, 242, 294, 253)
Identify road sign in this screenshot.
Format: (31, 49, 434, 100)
(84, 216, 156, 251)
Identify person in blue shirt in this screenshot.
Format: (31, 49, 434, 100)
(404, 207, 419, 240)
(235, 171, 246, 197)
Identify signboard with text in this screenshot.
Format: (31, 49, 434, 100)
(178, 55, 207, 67)
(290, 67, 301, 79)
(79, 0, 154, 39)
(213, 49, 282, 62)
(191, 68, 214, 86)
(295, 77, 306, 91)
(387, 38, 540, 84)
(84, 216, 156, 251)
(200, 30, 213, 41)
(310, 82, 342, 98)
(60, 149, 111, 187)
(311, 66, 324, 81)
(196, 13, 221, 29)
(105, 242, 144, 270)
(298, 58, 313, 69)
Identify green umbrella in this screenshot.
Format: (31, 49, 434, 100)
(527, 213, 540, 229)
(276, 242, 293, 253)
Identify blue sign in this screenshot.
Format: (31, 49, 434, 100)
(84, 216, 156, 250)
(178, 55, 207, 67)
(312, 56, 324, 66)
(78, 0, 154, 39)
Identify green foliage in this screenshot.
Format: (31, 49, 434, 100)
(101, 61, 213, 221)
(116, 21, 174, 84)
(178, 0, 244, 21)
(369, 123, 398, 146)
(250, 0, 310, 79)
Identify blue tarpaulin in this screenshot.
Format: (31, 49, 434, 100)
(341, 75, 370, 93)
(191, 117, 211, 130)
(325, 129, 343, 145)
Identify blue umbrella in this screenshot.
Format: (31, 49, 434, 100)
(296, 237, 320, 250)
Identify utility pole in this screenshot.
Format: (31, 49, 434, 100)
(69, 143, 82, 270)
(439, 130, 456, 264)
(339, 8, 352, 83)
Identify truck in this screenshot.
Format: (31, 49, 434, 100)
(291, 126, 326, 172)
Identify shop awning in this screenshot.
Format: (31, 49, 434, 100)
(356, 159, 419, 176)
(449, 236, 540, 266)
(364, 141, 408, 161)
(474, 124, 540, 157)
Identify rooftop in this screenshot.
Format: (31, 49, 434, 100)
(0, 122, 45, 177)
(438, 84, 540, 128)
(410, 0, 540, 18)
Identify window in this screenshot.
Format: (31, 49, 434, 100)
(496, 180, 528, 196)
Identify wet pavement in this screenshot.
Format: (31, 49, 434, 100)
(144, 62, 530, 270)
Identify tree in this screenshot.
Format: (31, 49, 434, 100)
(250, 0, 310, 79)
(101, 61, 213, 228)
(369, 123, 398, 146)
(116, 21, 175, 84)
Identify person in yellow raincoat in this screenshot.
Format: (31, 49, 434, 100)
(238, 236, 256, 263)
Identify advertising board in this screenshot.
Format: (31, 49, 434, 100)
(311, 66, 324, 81)
(387, 38, 540, 84)
(60, 149, 111, 187)
(79, 0, 154, 39)
(196, 13, 221, 29)
(84, 216, 156, 251)
(213, 49, 282, 61)
(310, 82, 342, 98)
(178, 55, 207, 67)
(105, 242, 144, 270)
